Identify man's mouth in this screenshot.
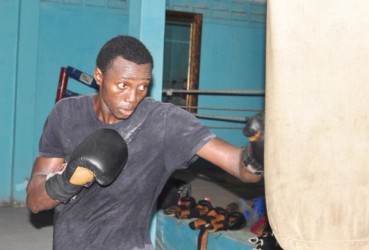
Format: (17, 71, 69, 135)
(119, 108, 134, 117)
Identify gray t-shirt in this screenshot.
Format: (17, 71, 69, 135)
(38, 94, 215, 250)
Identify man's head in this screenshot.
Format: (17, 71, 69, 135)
(96, 35, 154, 74)
(94, 35, 154, 123)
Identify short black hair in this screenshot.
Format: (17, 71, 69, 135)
(96, 35, 154, 74)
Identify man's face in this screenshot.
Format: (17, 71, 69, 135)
(95, 56, 152, 121)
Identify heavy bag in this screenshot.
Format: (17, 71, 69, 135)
(265, 1, 369, 249)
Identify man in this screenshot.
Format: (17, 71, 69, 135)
(26, 35, 262, 250)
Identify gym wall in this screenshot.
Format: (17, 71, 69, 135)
(0, 0, 266, 205)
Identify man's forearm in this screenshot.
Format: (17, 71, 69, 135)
(26, 174, 60, 214)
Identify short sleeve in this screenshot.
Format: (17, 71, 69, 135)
(163, 105, 215, 170)
(37, 103, 64, 158)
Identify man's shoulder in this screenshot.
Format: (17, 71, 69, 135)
(139, 97, 170, 113)
(49, 94, 94, 122)
(56, 94, 93, 105)
(54, 94, 93, 111)
(140, 97, 182, 113)
(140, 97, 161, 107)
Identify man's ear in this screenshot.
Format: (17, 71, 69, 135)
(94, 67, 103, 86)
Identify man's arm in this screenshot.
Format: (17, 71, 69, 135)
(27, 128, 128, 213)
(26, 157, 64, 214)
(196, 137, 262, 183)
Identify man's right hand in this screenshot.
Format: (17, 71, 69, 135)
(243, 112, 264, 142)
(242, 112, 265, 176)
(45, 128, 128, 203)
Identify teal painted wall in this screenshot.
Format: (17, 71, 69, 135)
(128, 0, 166, 102)
(166, 1, 266, 147)
(0, 0, 20, 205)
(0, 0, 130, 205)
(12, 0, 40, 205)
(34, 1, 130, 156)
(0, 0, 266, 204)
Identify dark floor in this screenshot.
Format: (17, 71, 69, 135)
(176, 158, 265, 207)
(0, 207, 53, 250)
(0, 159, 265, 250)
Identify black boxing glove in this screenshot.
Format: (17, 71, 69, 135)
(243, 112, 264, 142)
(242, 143, 264, 176)
(45, 128, 128, 203)
(242, 112, 265, 176)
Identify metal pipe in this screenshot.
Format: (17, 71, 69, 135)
(205, 126, 244, 130)
(194, 113, 246, 122)
(178, 105, 263, 112)
(162, 88, 265, 95)
(55, 67, 68, 103)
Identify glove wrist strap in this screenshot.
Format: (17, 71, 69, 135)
(242, 146, 264, 176)
(45, 171, 82, 203)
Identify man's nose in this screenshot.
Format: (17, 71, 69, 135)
(125, 89, 137, 103)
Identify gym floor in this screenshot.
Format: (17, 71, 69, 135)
(0, 159, 265, 250)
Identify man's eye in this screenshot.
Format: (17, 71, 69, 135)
(118, 82, 127, 88)
(138, 85, 147, 91)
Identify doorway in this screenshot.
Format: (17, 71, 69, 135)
(162, 11, 203, 113)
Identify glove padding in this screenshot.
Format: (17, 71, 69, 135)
(45, 128, 128, 203)
(243, 112, 264, 141)
(242, 112, 264, 176)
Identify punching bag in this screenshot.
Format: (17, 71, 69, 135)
(265, 1, 369, 249)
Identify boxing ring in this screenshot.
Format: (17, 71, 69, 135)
(56, 66, 264, 130)
(162, 88, 264, 132)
